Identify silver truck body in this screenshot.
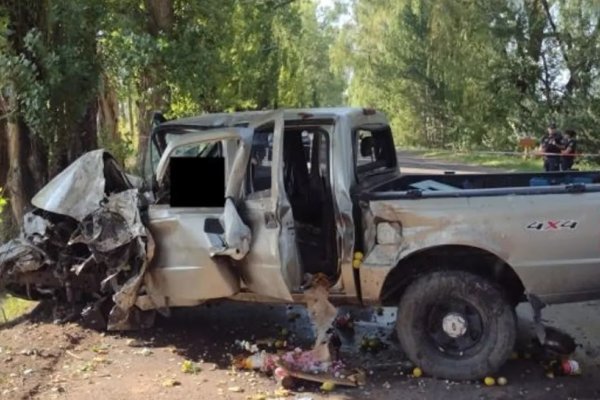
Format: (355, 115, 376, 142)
(4, 107, 599, 379)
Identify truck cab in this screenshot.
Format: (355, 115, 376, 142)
(141, 108, 397, 306)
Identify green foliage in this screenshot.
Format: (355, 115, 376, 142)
(0, 0, 104, 165)
(100, 0, 346, 119)
(336, 0, 600, 152)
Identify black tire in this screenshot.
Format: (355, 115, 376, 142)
(396, 271, 516, 380)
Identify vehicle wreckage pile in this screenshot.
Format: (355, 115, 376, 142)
(0, 150, 158, 330)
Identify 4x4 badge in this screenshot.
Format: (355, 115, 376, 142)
(526, 220, 578, 231)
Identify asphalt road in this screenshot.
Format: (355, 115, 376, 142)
(396, 150, 506, 174)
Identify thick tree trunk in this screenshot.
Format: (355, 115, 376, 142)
(6, 118, 39, 223)
(0, 120, 7, 190)
(136, 0, 174, 167)
(98, 75, 120, 143)
(71, 101, 99, 159)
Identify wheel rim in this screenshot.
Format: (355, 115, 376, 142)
(426, 298, 484, 357)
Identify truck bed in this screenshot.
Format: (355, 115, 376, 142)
(361, 171, 600, 200)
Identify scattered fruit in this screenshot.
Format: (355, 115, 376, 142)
(181, 360, 199, 374)
(412, 367, 423, 378)
(354, 251, 364, 261)
(352, 259, 361, 269)
(483, 376, 495, 386)
(320, 380, 336, 392)
(497, 376, 508, 386)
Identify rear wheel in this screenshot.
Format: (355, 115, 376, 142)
(396, 271, 516, 380)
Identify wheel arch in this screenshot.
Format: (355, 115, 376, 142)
(379, 245, 526, 307)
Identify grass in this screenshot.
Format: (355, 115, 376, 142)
(0, 294, 37, 323)
(420, 149, 598, 172)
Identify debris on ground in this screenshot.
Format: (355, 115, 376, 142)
(162, 378, 181, 387)
(233, 274, 365, 390)
(333, 312, 354, 332)
(359, 335, 387, 353)
(320, 380, 335, 392)
(181, 359, 200, 374)
(544, 358, 582, 376)
(484, 376, 495, 386)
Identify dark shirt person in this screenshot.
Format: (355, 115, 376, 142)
(539, 123, 563, 171)
(560, 129, 577, 171)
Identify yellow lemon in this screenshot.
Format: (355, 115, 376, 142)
(484, 376, 495, 386)
(354, 251, 364, 261)
(412, 367, 423, 378)
(320, 381, 336, 392)
(352, 259, 361, 269)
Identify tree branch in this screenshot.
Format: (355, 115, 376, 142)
(540, 0, 570, 65)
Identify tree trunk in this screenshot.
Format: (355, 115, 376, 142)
(136, 0, 174, 167)
(70, 101, 99, 160)
(6, 118, 39, 223)
(0, 120, 7, 190)
(98, 75, 120, 143)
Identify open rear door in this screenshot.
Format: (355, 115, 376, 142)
(237, 111, 302, 301)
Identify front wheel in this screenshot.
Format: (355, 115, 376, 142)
(396, 271, 516, 380)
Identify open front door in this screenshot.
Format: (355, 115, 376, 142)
(238, 111, 302, 301)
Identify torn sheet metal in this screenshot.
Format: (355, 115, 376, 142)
(31, 150, 108, 221)
(22, 212, 52, 241)
(209, 198, 252, 260)
(0, 149, 157, 331)
(0, 239, 49, 276)
(70, 189, 145, 253)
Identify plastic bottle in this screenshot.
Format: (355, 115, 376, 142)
(549, 359, 581, 376)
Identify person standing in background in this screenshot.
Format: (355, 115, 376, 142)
(561, 129, 577, 171)
(539, 123, 563, 172)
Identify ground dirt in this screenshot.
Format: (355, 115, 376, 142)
(1, 154, 599, 400)
(1, 301, 599, 400)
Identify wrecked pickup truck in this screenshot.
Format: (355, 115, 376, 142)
(2, 107, 600, 380)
